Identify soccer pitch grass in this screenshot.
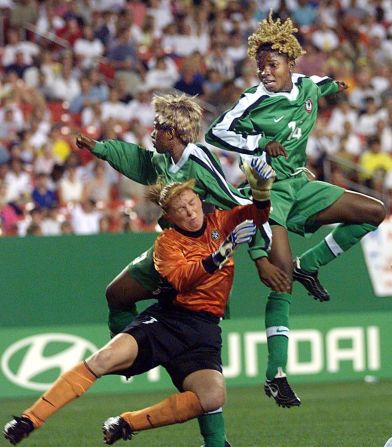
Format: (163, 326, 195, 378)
(2, 380, 392, 447)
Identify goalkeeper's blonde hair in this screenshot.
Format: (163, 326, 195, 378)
(248, 11, 305, 60)
(152, 93, 203, 144)
(146, 179, 196, 212)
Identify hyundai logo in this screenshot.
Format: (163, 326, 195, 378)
(1, 333, 97, 391)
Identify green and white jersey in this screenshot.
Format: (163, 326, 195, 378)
(206, 73, 339, 181)
(92, 139, 252, 210)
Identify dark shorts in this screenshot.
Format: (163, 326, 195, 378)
(115, 303, 222, 391)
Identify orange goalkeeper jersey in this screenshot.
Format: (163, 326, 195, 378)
(153, 201, 270, 317)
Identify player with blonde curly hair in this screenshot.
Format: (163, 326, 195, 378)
(207, 12, 385, 407)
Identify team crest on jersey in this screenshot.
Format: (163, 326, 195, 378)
(211, 229, 220, 240)
(304, 98, 313, 113)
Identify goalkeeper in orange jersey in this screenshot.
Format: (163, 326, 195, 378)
(3, 158, 274, 446)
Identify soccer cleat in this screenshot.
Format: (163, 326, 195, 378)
(3, 416, 34, 445)
(264, 370, 301, 408)
(102, 416, 133, 445)
(292, 257, 330, 302)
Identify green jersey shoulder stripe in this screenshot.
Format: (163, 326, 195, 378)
(206, 86, 270, 154)
(188, 144, 251, 206)
(195, 143, 226, 178)
(309, 75, 333, 86)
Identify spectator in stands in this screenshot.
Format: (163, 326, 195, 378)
(100, 87, 128, 126)
(4, 157, 32, 204)
(18, 207, 44, 237)
(82, 162, 111, 207)
(377, 119, 392, 154)
(360, 135, 392, 189)
(357, 96, 387, 137)
(31, 173, 58, 210)
(2, 28, 39, 67)
(327, 97, 359, 136)
(0, 108, 21, 141)
(5, 51, 32, 79)
(41, 206, 62, 236)
(56, 17, 82, 47)
(106, 27, 138, 73)
(60, 219, 74, 235)
(174, 61, 204, 96)
(125, 86, 155, 129)
(48, 64, 81, 102)
(58, 157, 84, 205)
(145, 55, 179, 90)
(292, 0, 317, 27)
(69, 77, 101, 114)
(311, 20, 339, 53)
(74, 25, 105, 69)
(34, 142, 58, 176)
(70, 198, 102, 235)
(205, 42, 235, 81)
(35, 3, 65, 35)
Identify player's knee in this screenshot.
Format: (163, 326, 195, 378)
(371, 201, 386, 226)
(198, 388, 225, 413)
(105, 282, 119, 306)
(87, 347, 118, 375)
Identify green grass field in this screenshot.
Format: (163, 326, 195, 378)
(2, 380, 392, 447)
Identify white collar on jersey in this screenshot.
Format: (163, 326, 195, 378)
(169, 142, 197, 173)
(256, 73, 305, 101)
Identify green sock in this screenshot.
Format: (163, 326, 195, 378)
(299, 223, 377, 272)
(265, 292, 291, 380)
(108, 304, 138, 336)
(198, 410, 227, 447)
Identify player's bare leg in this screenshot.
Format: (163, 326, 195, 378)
(294, 191, 386, 301)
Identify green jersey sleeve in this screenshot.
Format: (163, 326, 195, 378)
(205, 87, 269, 155)
(309, 75, 339, 97)
(92, 140, 157, 185)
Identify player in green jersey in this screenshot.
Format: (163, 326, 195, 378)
(206, 13, 386, 408)
(76, 93, 271, 447)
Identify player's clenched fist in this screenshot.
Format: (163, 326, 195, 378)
(75, 134, 97, 151)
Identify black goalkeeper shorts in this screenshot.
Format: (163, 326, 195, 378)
(114, 303, 222, 390)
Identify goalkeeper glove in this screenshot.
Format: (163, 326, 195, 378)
(242, 158, 275, 201)
(211, 220, 257, 269)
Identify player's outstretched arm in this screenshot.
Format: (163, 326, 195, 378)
(75, 134, 98, 151)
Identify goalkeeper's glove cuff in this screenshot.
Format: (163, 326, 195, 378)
(202, 254, 222, 274)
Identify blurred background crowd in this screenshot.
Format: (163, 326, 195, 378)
(0, 0, 391, 237)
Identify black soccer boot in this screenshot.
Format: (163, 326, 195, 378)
(292, 257, 330, 301)
(3, 416, 34, 445)
(103, 416, 133, 445)
(264, 369, 301, 408)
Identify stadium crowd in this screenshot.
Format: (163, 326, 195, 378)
(0, 0, 391, 237)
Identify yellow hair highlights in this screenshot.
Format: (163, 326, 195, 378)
(152, 93, 203, 144)
(248, 11, 305, 60)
